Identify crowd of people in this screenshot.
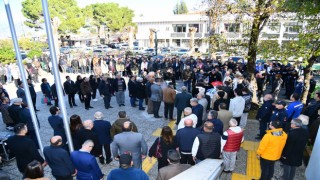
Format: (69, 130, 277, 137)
(0, 54, 319, 180)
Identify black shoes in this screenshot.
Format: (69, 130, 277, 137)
(99, 156, 105, 164)
(154, 116, 163, 118)
(106, 158, 113, 164)
(89, 106, 94, 108)
(223, 170, 232, 173)
(73, 104, 78, 107)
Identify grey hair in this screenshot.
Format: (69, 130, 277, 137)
(208, 110, 218, 119)
(229, 118, 238, 126)
(184, 107, 192, 115)
(291, 118, 303, 127)
(136, 77, 143, 82)
(181, 86, 187, 92)
(82, 139, 94, 147)
(190, 98, 198, 104)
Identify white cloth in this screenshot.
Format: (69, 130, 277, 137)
(229, 96, 245, 117)
(177, 114, 198, 130)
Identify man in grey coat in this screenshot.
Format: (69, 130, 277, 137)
(150, 78, 163, 118)
(111, 121, 148, 169)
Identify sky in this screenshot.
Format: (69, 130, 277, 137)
(0, 0, 202, 39)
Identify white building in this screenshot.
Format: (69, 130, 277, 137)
(133, 13, 301, 52)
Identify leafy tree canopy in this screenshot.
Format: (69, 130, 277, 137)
(21, 0, 85, 34)
(173, 0, 188, 14)
(83, 3, 135, 32)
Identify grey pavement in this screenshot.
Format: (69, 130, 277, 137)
(0, 71, 307, 180)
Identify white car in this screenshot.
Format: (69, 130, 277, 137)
(174, 49, 192, 56)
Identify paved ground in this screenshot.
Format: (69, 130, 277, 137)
(0, 71, 307, 180)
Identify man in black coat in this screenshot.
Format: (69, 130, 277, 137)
(128, 76, 137, 107)
(43, 136, 76, 180)
(77, 120, 101, 158)
(63, 76, 78, 108)
(51, 83, 65, 107)
(174, 86, 192, 125)
(26, 79, 39, 111)
(256, 94, 274, 139)
(8, 98, 23, 125)
(6, 123, 45, 173)
(98, 76, 113, 109)
(280, 119, 308, 180)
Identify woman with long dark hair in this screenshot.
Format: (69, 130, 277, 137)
(69, 114, 83, 150)
(24, 160, 49, 180)
(148, 126, 176, 169)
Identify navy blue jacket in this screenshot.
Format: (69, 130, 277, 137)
(28, 83, 37, 98)
(175, 126, 200, 152)
(48, 115, 67, 144)
(256, 100, 274, 122)
(174, 92, 192, 110)
(70, 151, 103, 180)
(16, 87, 27, 104)
(207, 119, 224, 135)
(192, 104, 203, 127)
(41, 82, 51, 96)
(20, 108, 40, 131)
(43, 145, 75, 177)
(92, 120, 112, 145)
(270, 108, 288, 123)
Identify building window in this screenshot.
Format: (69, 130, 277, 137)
(189, 24, 200, 32)
(224, 23, 240, 33)
(172, 24, 187, 32)
(285, 26, 301, 33)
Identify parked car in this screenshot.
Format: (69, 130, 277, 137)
(142, 48, 155, 56)
(229, 56, 246, 64)
(174, 49, 192, 56)
(132, 47, 144, 54)
(60, 47, 70, 54)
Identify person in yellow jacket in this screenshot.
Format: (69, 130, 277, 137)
(257, 120, 288, 180)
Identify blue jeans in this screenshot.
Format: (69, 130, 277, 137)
(183, 80, 191, 92)
(130, 96, 136, 106)
(138, 98, 144, 109)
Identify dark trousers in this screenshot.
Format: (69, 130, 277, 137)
(103, 95, 111, 108)
(176, 109, 183, 125)
(32, 97, 37, 110)
(92, 89, 97, 99)
(183, 80, 191, 92)
(78, 92, 84, 103)
(98, 144, 111, 160)
(260, 157, 276, 180)
(180, 153, 195, 165)
(164, 103, 174, 119)
(259, 121, 268, 138)
(138, 98, 144, 109)
(84, 93, 91, 108)
(68, 94, 76, 106)
(130, 96, 137, 106)
(153, 101, 161, 117)
(53, 97, 59, 107)
(54, 175, 73, 180)
(282, 164, 296, 180)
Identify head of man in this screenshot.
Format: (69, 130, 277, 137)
(297, 114, 309, 126)
(167, 149, 181, 164)
(83, 120, 94, 130)
(263, 94, 273, 101)
(27, 79, 32, 84)
(81, 140, 94, 152)
(184, 119, 193, 127)
(203, 121, 214, 133)
(94, 112, 104, 120)
(119, 153, 133, 169)
(84, 77, 89, 82)
(291, 118, 303, 129)
(183, 107, 192, 116)
(66, 76, 70, 81)
(14, 123, 28, 135)
(190, 98, 198, 107)
(197, 93, 205, 100)
(269, 120, 282, 130)
(50, 136, 62, 146)
(275, 101, 286, 109)
(116, 73, 121, 79)
(207, 110, 218, 120)
(12, 98, 23, 106)
(181, 86, 187, 92)
(315, 91, 320, 101)
(122, 121, 133, 132)
(155, 78, 161, 85)
(229, 118, 238, 127)
(49, 106, 59, 115)
(18, 81, 23, 88)
(217, 91, 225, 99)
(218, 103, 227, 111)
(118, 111, 127, 118)
(290, 93, 300, 102)
(234, 88, 242, 97)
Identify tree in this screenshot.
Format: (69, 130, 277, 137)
(21, 0, 85, 34)
(83, 3, 135, 33)
(173, 1, 188, 14)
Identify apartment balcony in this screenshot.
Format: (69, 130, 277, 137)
(261, 33, 280, 39)
(170, 33, 186, 38)
(187, 33, 203, 38)
(283, 32, 299, 40)
(225, 32, 240, 38)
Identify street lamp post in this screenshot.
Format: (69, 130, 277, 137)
(155, 31, 158, 56)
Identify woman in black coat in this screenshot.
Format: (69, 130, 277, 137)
(135, 77, 146, 110)
(148, 126, 176, 170)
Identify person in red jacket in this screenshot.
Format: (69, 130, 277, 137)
(221, 118, 244, 173)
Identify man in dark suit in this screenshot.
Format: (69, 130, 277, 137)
(174, 86, 192, 125)
(8, 98, 23, 126)
(16, 81, 27, 106)
(92, 112, 112, 164)
(48, 106, 67, 146)
(6, 123, 45, 173)
(43, 136, 76, 180)
(98, 76, 113, 109)
(190, 98, 204, 128)
(157, 149, 191, 180)
(70, 140, 104, 180)
(78, 120, 101, 158)
(63, 76, 78, 108)
(27, 79, 39, 111)
(51, 83, 65, 107)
